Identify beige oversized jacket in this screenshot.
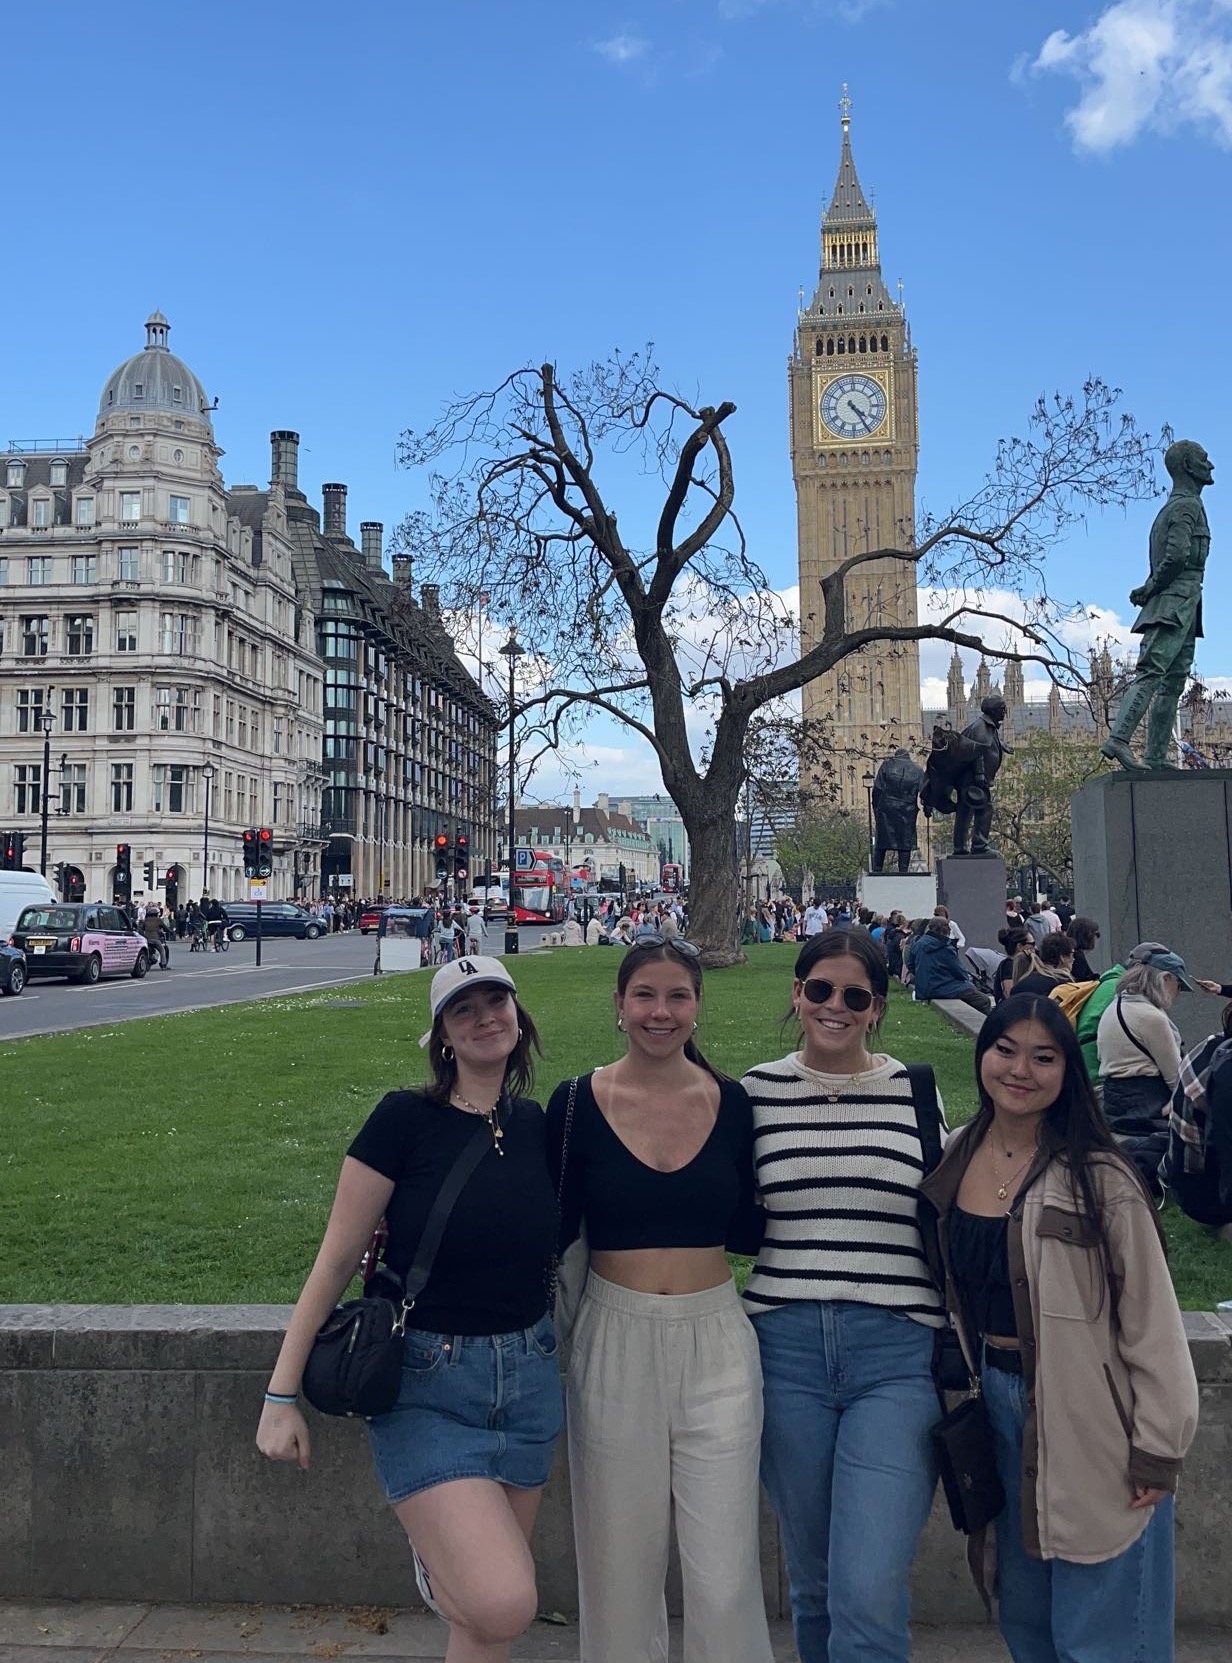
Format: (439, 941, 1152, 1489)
(922, 1125, 1199, 1564)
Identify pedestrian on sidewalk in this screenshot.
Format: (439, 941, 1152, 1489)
(920, 996, 1198, 1663)
(545, 937, 773, 1663)
(257, 957, 562, 1662)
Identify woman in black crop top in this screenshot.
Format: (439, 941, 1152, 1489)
(258, 957, 563, 1661)
(544, 939, 773, 1663)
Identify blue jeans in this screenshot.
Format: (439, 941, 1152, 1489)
(752, 1300, 938, 1663)
(983, 1361, 1176, 1663)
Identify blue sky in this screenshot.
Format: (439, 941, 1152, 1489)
(3, 0, 1229, 798)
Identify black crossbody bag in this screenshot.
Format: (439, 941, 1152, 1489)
(907, 1064, 1006, 1536)
(302, 1116, 492, 1419)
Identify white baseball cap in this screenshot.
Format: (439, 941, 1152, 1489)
(419, 955, 517, 1045)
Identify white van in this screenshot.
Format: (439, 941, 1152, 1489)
(0, 871, 57, 940)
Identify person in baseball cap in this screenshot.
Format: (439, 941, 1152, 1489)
(420, 954, 519, 1044)
(1128, 945, 1196, 991)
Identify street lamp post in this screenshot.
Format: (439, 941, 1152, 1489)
(862, 770, 876, 874)
(498, 629, 525, 949)
(201, 763, 216, 897)
(38, 694, 56, 876)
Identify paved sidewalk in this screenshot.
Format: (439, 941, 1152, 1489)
(0, 1603, 1228, 1663)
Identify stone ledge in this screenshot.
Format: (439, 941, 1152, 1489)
(929, 997, 986, 1036)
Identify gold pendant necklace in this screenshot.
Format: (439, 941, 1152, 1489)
(989, 1142, 1032, 1205)
(453, 1092, 505, 1155)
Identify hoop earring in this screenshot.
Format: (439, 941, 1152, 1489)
(617, 1016, 625, 1031)
(517, 1028, 524, 1042)
(443, 1044, 454, 1062)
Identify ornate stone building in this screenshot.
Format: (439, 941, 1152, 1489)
(0, 314, 498, 903)
(792, 92, 923, 809)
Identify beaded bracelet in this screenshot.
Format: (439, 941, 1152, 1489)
(264, 1391, 298, 1405)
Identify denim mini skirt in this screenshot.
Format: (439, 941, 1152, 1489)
(366, 1315, 564, 1504)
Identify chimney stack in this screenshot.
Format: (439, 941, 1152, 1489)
(270, 430, 299, 492)
(391, 553, 414, 593)
(360, 521, 384, 571)
(420, 582, 441, 618)
(323, 483, 347, 539)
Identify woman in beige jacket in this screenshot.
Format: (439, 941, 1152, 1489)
(920, 995, 1198, 1663)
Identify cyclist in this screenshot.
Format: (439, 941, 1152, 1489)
(205, 896, 229, 952)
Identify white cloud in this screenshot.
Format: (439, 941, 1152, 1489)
(1030, 1, 1232, 151)
(593, 34, 650, 65)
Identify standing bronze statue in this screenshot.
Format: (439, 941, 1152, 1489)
(1101, 439, 1214, 771)
(922, 695, 1009, 857)
(871, 749, 925, 873)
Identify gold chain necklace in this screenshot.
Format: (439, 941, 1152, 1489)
(452, 1092, 505, 1156)
(988, 1141, 1033, 1205)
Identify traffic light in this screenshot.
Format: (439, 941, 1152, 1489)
(165, 867, 178, 907)
(242, 827, 259, 878)
(143, 859, 155, 889)
(53, 861, 66, 896)
(2, 831, 25, 870)
(115, 843, 132, 893)
(257, 827, 273, 878)
(455, 832, 469, 882)
(433, 832, 449, 879)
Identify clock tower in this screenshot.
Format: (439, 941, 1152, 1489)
(791, 89, 923, 809)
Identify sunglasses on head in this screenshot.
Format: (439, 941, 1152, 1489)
(630, 933, 701, 959)
(799, 978, 875, 1013)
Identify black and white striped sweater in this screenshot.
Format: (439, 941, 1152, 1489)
(741, 1051, 946, 1326)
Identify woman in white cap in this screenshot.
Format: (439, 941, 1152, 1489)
(546, 936, 773, 1663)
(257, 956, 562, 1662)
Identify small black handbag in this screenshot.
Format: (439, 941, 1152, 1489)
(302, 1118, 491, 1418)
(931, 1387, 1006, 1535)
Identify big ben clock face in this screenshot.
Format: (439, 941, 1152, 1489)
(819, 373, 888, 440)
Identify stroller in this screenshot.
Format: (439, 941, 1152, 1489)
(963, 947, 1003, 1000)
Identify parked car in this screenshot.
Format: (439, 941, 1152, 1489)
(223, 902, 324, 942)
(360, 904, 388, 935)
(0, 942, 27, 995)
(9, 902, 149, 984)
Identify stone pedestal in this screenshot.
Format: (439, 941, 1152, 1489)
(858, 872, 938, 922)
(1072, 770, 1232, 1050)
(935, 853, 1007, 951)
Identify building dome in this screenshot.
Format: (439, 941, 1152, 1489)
(97, 311, 213, 431)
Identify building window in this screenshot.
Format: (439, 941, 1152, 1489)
(14, 764, 41, 815)
(238, 706, 249, 749)
(28, 557, 52, 585)
(7, 461, 25, 488)
(273, 717, 283, 755)
(155, 686, 171, 730)
(65, 613, 94, 655)
(212, 693, 221, 737)
(161, 550, 176, 584)
(16, 689, 46, 733)
(179, 550, 195, 584)
(21, 615, 49, 656)
(151, 765, 191, 813)
(61, 687, 89, 732)
(111, 762, 134, 813)
(113, 686, 136, 731)
(174, 687, 199, 733)
(50, 461, 68, 487)
(114, 610, 138, 652)
(169, 494, 190, 525)
(76, 496, 94, 526)
(0, 556, 7, 585)
(160, 611, 196, 655)
(31, 497, 51, 527)
(119, 490, 141, 522)
(223, 771, 234, 819)
(117, 547, 139, 582)
(273, 781, 284, 824)
(0, 497, 6, 528)
(60, 763, 87, 815)
(71, 554, 97, 585)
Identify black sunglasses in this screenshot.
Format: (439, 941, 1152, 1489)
(800, 978, 875, 1013)
(629, 933, 701, 959)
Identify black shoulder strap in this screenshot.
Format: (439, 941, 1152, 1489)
(402, 1114, 493, 1307)
(1115, 996, 1160, 1068)
(906, 1062, 943, 1176)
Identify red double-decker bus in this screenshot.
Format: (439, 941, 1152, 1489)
(510, 850, 568, 924)
(660, 862, 683, 893)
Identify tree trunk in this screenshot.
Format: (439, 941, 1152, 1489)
(682, 806, 745, 968)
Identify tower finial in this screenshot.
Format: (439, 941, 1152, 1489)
(839, 82, 852, 130)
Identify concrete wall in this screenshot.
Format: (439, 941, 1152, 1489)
(2, 1306, 1230, 1623)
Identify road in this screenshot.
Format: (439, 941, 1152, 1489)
(0, 922, 553, 1042)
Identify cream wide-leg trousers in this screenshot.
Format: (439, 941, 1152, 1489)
(566, 1272, 774, 1663)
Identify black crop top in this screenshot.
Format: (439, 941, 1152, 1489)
(347, 1090, 558, 1336)
(544, 1071, 764, 1255)
(948, 1207, 1017, 1338)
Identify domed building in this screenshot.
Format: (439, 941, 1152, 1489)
(0, 314, 498, 906)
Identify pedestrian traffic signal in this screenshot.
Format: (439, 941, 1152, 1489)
(455, 832, 469, 882)
(1, 831, 25, 870)
(434, 832, 449, 879)
(143, 859, 155, 889)
(257, 826, 273, 879)
(115, 843, 132, 892)
(242, 827, 259, 878)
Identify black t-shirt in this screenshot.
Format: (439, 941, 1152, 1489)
(545, 1072, 764, 1256)
(347, 1089, 558, 1336)
(1007, 970, 1066, 999)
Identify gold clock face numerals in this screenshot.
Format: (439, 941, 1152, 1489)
(816, 372, 889, 442)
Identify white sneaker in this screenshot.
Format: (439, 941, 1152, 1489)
(411, 1544, 446, 1619)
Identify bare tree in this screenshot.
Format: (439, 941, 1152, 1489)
(395, 351, 1160, 964)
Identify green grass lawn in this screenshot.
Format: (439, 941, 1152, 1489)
(2, 943, 1228, 1307)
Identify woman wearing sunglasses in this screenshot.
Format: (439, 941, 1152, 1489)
(743, 930, 947, 1663)
(545, 935, 773, 1663)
